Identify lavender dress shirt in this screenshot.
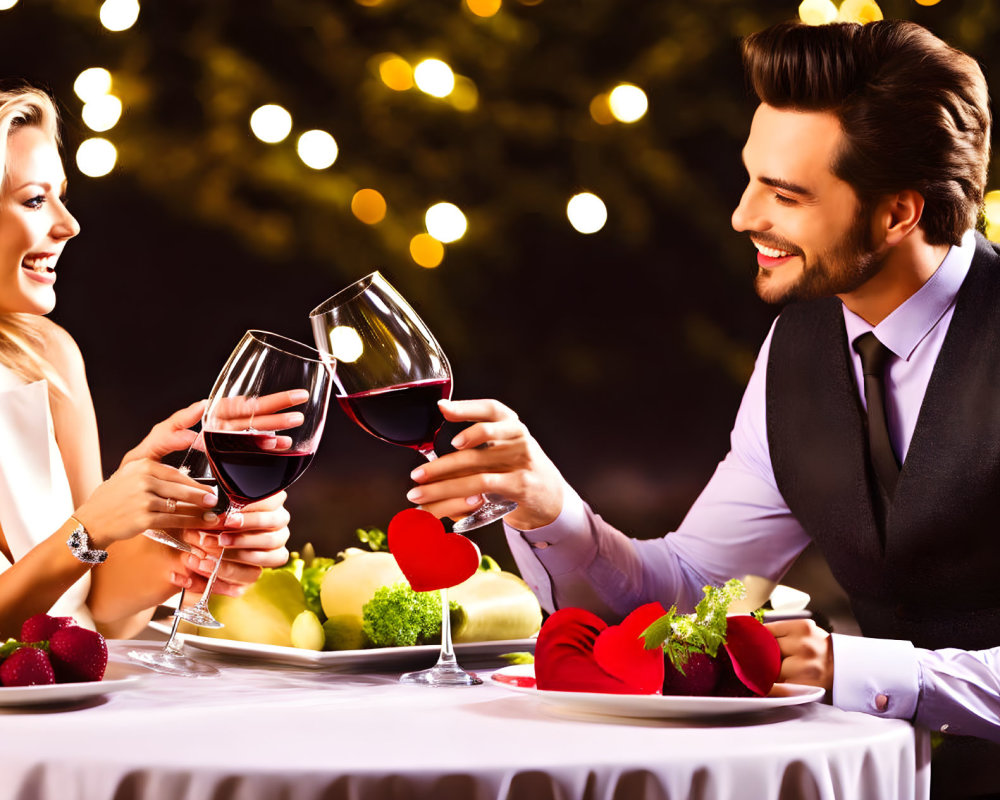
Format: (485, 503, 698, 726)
(505, 230, 1000, 741)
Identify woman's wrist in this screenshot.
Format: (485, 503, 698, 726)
(65, 514, 113, 559)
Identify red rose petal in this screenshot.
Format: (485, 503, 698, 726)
(593, 602, 666, 694)
(722, 615, 781, 696)
(387, 508, 481, 592)
(534, 608, 634, 694)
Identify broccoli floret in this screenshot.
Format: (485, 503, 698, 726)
(362, 582, 456, 648)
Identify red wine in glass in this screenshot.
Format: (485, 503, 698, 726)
(204, 430, 316, 507)
(337, 378, 451, 455)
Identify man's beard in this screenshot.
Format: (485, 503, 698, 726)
(754, 207, 885, 305)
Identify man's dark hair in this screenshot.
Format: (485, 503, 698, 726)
(742, 20, 991, 246)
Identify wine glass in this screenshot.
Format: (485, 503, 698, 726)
(128, 446, 224, 677)
(174, 330, 333, 629)
(309, 271, 513, 686)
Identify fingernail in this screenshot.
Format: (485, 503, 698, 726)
(410, 467, 425, 481)
(466, 495, 482, 507)
(202, 511, 219, 523)
(289, 412, 304, 426)
(218, 533, 232, 546)
(185, 554, 200, 569)
(451, 435, 466, 449)
(290, 389, 310, 401)
(202, 493, 218, 507)
(406, 488, 423, 502)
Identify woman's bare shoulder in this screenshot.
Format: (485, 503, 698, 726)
(29, 317, 86, 380)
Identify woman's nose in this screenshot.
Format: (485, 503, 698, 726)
(52, 203, 80, 241)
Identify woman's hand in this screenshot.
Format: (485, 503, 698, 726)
(404, 399, 566, 531)
(172, 491, 291, 596)
(119, 400, 207, 466)
(72, 459, 220, 550)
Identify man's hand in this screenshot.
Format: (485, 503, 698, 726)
(765, 618, 834, 693)
(404, 399, 566, 530)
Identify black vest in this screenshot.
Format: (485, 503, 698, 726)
(767, 234, 1000, 652)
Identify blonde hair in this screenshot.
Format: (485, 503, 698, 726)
(0, 86, 67, 392)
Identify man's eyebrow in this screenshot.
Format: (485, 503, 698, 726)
(758, 176, 815, 198)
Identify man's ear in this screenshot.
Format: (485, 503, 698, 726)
(875, 190, 925, 246)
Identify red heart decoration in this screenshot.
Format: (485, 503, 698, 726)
(722, 615, 781, 696)
(387, 508, 481, 592)
(534, 608, 634, 694)
(593, 602, 666, 694)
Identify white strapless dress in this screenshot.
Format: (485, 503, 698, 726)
(0, 365, 93, 627)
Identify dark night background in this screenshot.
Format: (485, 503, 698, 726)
(3, 0, 998, 618)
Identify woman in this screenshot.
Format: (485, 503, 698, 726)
(0, 85, 291, 639)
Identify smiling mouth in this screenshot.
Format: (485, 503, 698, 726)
(752, 240, 796, 259)
(22, 255, 56, 274)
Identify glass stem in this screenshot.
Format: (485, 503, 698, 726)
(436, 587, 456, 666)
(164, 588, 187, 656)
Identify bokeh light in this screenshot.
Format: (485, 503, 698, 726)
(82, 94, 123, 132)
(466, 0, 502, 17)
(837, 0, 883, 23)
(100, 0, 140, 31)
(608, 84, 648, 123)
(798, 0, 838, 25)
(378, 55, 414, 91)
(0, 0, 19, 11)
(351, 189, 387, 225)
(425, 202, 467, 243)
(410, 234, 445, 268)
(915, 0, 941, 5)
(566, 192, 607, 234)
(589, 93, 614, 125)
(250, 104, 293, 143)
(297, 130, 339, 169)
(74, 68, 113, 103)
(985, 190, 1000, 243)
(76, 138, 118, 177)
(450, 76, 479, 112)
(413, 59, 455, 98)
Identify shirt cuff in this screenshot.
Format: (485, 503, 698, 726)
(831, 633, 920, 720)
(505, 486, 595, 575)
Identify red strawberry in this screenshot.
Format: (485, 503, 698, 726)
(0, 646, 55, 687)
(20, 613, 75, 643)
(48, 626, 107, 683)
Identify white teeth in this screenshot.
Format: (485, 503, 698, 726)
(753, 241, 793, 259)
(22, 256, 55, 273)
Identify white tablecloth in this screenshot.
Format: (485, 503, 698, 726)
(0, 639, 930, 800)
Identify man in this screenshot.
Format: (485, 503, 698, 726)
(407, 19, 999, 796)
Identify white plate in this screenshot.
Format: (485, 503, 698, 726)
(148, 621, 535, 670)
(0, 661, 145, 707)
(491, 664, 825, 719)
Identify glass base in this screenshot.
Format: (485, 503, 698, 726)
(173, 606, 223, 629)
(143, 529, 192, 552)
(452, 496, 518, 533)
(127, 648, 220, 678)
(400, 662, 482, 686)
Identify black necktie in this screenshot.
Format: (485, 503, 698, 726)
(853, 332, 900, 497)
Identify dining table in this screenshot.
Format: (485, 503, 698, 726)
(0, 635, 930, 800)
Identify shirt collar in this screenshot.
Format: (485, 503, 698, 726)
(842, 229, 976, 360)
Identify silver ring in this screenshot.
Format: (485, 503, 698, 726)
(165, 498, 177, 513)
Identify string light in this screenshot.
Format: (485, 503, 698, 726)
(351, 189, 387, 224)
(566, 192, 607, 234)
(82, 94, 123, 132)
(378, 55, 414, 91)
(608, 84, 648, 123)
(425, 202, 467, 242)
(296, 130, 339, 169)
(76, 138, 117, 177)
(74, 68, 113, 103)
(466, 0, 502, 17)
(250, 104, 293, 143)
(410, 234, 445, 268)
(99, 0, 140, 32)
(413, 59, 456, 98)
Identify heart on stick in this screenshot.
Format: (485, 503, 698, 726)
(387, 508, 481, 592)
